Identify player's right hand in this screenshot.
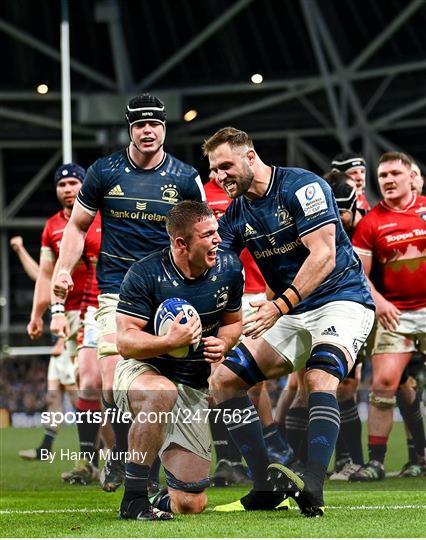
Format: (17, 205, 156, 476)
(10, 236, 23, 252)
(50, 313, 70, 338)
(167, 312, 202, 348)
(53, 270, 74, 299)
(375, 296, 401, 331)
(27, 316, 43, 340)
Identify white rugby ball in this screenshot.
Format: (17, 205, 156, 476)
(154, 297, 201, 358)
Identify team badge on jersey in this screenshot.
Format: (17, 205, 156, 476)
(295, 182, 327, 217)
(161, 184, 179, 203)
(276, 207, 293, 226)
(214, 286, 230, 309)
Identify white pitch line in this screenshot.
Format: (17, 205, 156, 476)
(1, 504, 425, 515)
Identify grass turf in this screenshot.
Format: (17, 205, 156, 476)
(1, 424, 425, 537)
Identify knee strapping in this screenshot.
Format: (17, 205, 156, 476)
(164, 468, 210, 493)
(222, 343, 266, 387)
(306, 344, 348, 382)
(369, 392, 396, 409)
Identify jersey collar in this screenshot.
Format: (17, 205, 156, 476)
(125, 147, 167, 172)
(380, 192, 416, 213)
(167, 249, 210, 282)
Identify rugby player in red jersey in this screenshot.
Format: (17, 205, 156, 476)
(351, 152, 426, 481)
(20, 164, 86, 460)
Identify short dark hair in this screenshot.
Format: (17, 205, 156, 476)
(166, 201, 214, 240)
(378, 151, 412, 169)
(202, 127, 254, 156)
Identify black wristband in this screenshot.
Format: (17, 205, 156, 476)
(272, 301, 284, 316)
(280, 294, 294, 312)
(288, 284, 302, 302)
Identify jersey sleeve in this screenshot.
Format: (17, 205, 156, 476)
(40, 222, 56, 261)
(226, 262, 244, 312)
(351, 214, 374, 257)
(286, 172, 339, 237)
(185, 170, 206, 202)
(76, 163, 102, 216)
(117, 264, 153, 321)
(218, 206, 244, 255)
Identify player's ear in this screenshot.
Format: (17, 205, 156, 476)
(246, 149, 256, 165)
(175, 236, 187, 249)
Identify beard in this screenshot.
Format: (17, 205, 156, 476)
(226, 164, 254, 198)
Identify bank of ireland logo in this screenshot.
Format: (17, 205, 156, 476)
(305, 185, 316, 200)
(214, 286, 229, 309)
(161, 184, 179, 203)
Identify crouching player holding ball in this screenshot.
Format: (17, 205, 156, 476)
(113, 201, 244, 520)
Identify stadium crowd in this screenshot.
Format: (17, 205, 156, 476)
(7, 93, 425, 521)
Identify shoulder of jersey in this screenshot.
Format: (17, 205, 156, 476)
(131, 248, 166, 272)
(217, 249, 243, 271)
(164, 154, 198, 178)
(90, 150, 127, 177)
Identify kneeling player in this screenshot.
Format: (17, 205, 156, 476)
(113, 201, 243, 520)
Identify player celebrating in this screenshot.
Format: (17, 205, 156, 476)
(350, 152, 426, 481)
(114, 201, 244, 520)
(202, 127, 375, 517)
(52, 94, 205, 491)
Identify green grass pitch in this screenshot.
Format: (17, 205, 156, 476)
(1, 424, 425, 537)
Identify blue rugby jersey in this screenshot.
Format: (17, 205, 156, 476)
(77, 149, 205, 293)
(219, 166, 374, 313)
(117, 248, 244, 388)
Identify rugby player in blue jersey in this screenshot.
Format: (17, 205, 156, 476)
(113, 201, 243, 520)
(202, 127, 375, 517)
(52, 95, 205, 491)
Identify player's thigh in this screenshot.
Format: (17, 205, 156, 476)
(159, 384, 211, 468)
(113, 358, 175, 416)
(241, 335, 295, 379)
(308, 301, 375, 367)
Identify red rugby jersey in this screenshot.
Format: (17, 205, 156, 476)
(204, 179, 265, 294)
(352, 194, 426, 310)
(41, 210, 86, 311)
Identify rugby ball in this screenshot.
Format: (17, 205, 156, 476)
(154, 297, 201, 358)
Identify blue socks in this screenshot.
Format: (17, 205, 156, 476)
(219, 396, 270, 490)
(308, 392, 340, 477)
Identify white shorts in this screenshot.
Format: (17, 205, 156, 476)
(373, 307, 426, 354)
(113, 358, 211, 461)
(94, 294, 119, 358)
(263, 301, 375, 372)
(77, 306, 99, 349)
(64, 309, 80, 360)
(47, 347, 76, 386)
(242, 292, 267, 320)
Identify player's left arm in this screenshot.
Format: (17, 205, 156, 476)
(244, 224, 336, 339)
(203, 309, 242, 363)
